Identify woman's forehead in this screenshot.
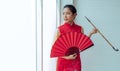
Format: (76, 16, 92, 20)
(63, 8, 72, 13)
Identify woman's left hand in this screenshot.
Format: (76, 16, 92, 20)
(90, 28, 98, 34)
(88, 28, 98, 37)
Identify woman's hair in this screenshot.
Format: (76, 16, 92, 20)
(64, 5, 77, 14)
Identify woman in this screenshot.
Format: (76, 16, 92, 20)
(54, 5, 97, 71)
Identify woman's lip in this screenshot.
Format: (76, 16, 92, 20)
(64, 19, 68, 20)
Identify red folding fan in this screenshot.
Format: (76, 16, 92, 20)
(50, 32, 94, 58)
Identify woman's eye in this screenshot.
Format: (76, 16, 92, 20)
(63, 12, 71, 15)
(66, 12, 70, 15)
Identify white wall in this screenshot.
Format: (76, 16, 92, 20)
(37, 0, 42, 71)
(74, 0, 120, 71)
(43, 0, 57, 71)
(0, 0, 36, 71)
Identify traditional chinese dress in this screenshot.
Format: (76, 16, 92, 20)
(56, 22, 82, 71)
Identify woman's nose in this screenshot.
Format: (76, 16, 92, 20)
(64, 14, 67, 18)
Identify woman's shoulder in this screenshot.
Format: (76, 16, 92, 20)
(58, 24, 66, 29)
(75, 23, 84, 32)
(74, 23, 82, 28)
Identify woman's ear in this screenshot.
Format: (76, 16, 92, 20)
(73, 13, 77, 19)
(74, 13, 77, 17)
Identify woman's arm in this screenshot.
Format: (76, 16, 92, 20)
(81, 27, 97, 37)
(81, 27, 84, 33)
(61, 53, 77, 60)
(53, 29, 60, 43)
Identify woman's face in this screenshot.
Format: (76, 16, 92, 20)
(63, 7, 76, 23)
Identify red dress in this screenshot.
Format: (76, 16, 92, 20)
(56, 22, 82, 71)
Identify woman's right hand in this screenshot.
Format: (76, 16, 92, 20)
(62, 53, 77, 60)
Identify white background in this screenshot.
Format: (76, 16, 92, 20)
(1, 0, 120, 71)
(0, 0, 36, 71)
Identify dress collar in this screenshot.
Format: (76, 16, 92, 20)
(64, 22, 75, 27)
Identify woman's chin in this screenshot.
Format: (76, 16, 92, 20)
(65, 21, 73, 24)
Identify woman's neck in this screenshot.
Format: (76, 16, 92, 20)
(65, 21, 74, 25)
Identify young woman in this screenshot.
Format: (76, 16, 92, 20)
(54, 5, 98, 71)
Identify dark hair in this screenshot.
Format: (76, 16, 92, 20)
(64, 5, 77, 14)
